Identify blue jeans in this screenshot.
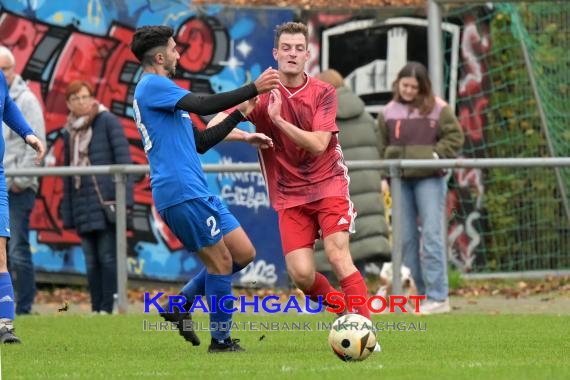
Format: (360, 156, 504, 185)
(400, 176, 448, 301)
(79, 228, 117, 313)
(8, 189, 36, 315)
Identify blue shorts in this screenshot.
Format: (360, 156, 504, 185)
(159, 196, 240, 252)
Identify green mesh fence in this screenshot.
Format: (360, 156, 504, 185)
(442, 2, 570, 272)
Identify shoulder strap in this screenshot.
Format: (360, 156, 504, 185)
(91, 174, 105, 205)
(88, 156, 115, 206)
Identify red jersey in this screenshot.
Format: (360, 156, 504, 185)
(246, 75, 350, 210)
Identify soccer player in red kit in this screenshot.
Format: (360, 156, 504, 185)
(210, 22, 370, 320)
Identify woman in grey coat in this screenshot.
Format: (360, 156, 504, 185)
(314, 69, 390, 272)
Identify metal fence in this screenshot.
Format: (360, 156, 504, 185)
(7, 157, 570, 313)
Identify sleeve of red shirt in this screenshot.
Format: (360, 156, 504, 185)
(312, 84, 338, 133)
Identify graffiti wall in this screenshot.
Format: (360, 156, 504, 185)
(0, 0, 294, 286)
(446, 8, 492, 271)
(1, 0, 491, 286)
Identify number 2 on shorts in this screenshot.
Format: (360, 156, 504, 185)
(206, 216, 221, 237)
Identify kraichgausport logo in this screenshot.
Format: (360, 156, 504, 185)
(144, 292, 426, 314)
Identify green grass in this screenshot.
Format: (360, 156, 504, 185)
(2, 313, 569, 379)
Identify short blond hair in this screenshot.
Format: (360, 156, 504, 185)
(316, 69, 344, 89)
(274, 22, 308, 48)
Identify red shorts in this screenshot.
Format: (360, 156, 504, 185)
(277, 196, 356, 255)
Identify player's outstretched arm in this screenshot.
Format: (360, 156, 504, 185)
(3, 92, 33, 139)
(198, 98, 272, 151)
(175, 68, 279, 116)
(193, 110, 244, 154)
(3, 95, 46, 164)
(207, 111, 247, 142)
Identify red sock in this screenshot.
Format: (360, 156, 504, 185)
(305, 272, 342, 306)
(340, 271, 371, 319)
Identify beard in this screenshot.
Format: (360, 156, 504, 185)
(164, 59, 176, 78)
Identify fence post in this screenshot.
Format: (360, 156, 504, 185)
(390, 164, 403, 308)
(114, 171, 128, 314)
(428, 0, 444, 98)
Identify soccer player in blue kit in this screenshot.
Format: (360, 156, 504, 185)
(130, 26, 279, 352)
(0, 70, 45, 344)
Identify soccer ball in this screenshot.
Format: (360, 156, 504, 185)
(328, 314, 377, 361)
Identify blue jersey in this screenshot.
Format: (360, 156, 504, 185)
(133, 73, 211, 211)
(0, 71, 34, 237)
(0, 71, 34, 172)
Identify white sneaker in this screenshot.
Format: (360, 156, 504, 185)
(418, 299, 450, 315)
(374, 342, 382, 352)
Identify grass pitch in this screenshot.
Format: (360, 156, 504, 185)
(2, 312, 569, 379)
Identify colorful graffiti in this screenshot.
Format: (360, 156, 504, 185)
(0, 0, 494, 282)
(458, 14, 491, 145)
(447, 166, 484, 270)
(447, 9, 492, 271)
(0, 1, 293, 285)
(313, 12, 494, 271)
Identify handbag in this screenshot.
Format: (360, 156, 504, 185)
(92, 175, 116, 224)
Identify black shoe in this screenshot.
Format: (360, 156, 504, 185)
(159, 296, 200, 346)
(322, 298, 347, 318)
(0, 326, 21, 344)
(208, 337, 245, 353)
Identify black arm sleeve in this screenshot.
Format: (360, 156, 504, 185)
(175, 83, 257, 115)
(193, 110, 245, 154)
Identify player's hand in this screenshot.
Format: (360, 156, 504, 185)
(25, 135, 46, 165)
(237, 96, 259, 116)
(254, 67, 280, 94)
(268, 89, 282, 121)
(244, 132, 273, 149)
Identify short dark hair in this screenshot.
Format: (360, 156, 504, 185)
(130, 25, 174, 65)
(274, 22, 308, 48)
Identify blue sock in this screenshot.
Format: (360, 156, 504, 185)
(205, 273, 233, 341)
(181, 262, 246, 303)
(0, 272, 15, 320)
(181, 268, 206, 303)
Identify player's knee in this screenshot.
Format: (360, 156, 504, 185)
(206, 247, 233, 274)
(288, 267, 314, 291)
(324, 235, 348, 253)
(209, 260, 232, 275)
(243, 245, 256, 265)
(232, 245, 255, 270)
